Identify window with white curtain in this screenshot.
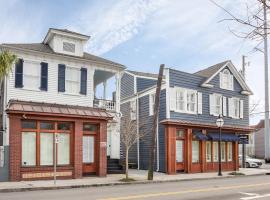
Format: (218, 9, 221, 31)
(206, 141, 212, 162)
(83, 136, 94, 163)
(227, 142, 233, 161)
(23, 61, 40, 90)
(192, 141, 199, 163)
(213, 142, 218, 162)
(130, 100, 137, 120)
(57, 133, 70, 165)
(174, 87, 197, 114)
(22, 132, 36, 166)
(65, 67, 80, 94)
(149, 93, 155, 116)
(220, 69, 233, 90)
(176, 140, 183, 162)
(221, 142, 226, 162)
(40, 133, 53, 166)
(187, 91, 196, 113)
(176, 89, 185, 112)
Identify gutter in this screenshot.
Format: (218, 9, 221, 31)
(136, 93, 140, 170)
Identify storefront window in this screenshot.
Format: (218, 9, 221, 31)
(40, 133, 53, 166)
(206, 141, 212, 162)
(57, 133, 70, 165)
(213, 142, 218, 162)
(227, 142, 233, 161)
(192, 140, 199, 163)
(176, 130, 185, 138)
(83, 124, 97, 132)
(221, 142, 226, 162)
(22, 132, 36, 166)
(176, 140, 183, 162)
(22, 121, 36, 129)
(83, 136, 94, 163)
(57, 122, 71, 130)
(40, 122, 54, 130)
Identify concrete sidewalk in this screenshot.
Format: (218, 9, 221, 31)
(0, 168, 269, 193)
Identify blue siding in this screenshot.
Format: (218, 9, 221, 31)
(0, 146, 9, 181)
(121, 73, 134, 99)
(169, 68, 249, 127)
(136, 77, 157, 92)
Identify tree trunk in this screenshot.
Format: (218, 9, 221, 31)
(125, 148, 129, 180)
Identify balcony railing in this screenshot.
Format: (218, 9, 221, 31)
(94, 98, 116, 111)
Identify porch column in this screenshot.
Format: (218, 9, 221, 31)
(74, 120, 83, 179)
(234, 142, 239, 171)
(115, 72, 122, 113)
(201, 129, 207, 172)
(103, 81, 107, 100)
(98, 121, 107, 177)
(9, 115, 21, 181)
(165, 125, 176, 174)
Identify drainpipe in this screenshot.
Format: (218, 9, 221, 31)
(136, 93, 140, 170)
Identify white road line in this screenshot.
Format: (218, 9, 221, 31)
(240, 193, 270, 200)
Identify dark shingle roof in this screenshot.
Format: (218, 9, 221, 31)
(49, 28, 90, 38)
(1, 43, 124, 68)
(194, 60, 230, 78)
(127, 70, 159, 79)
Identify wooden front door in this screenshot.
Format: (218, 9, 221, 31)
(82, 124, 98, 174)
(176, 129, 186, 172)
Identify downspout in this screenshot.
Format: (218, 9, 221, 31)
(136, 93, 140, 170)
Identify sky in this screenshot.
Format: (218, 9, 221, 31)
(0, 0, 266, 124)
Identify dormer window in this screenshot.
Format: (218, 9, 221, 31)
(63, 42, 75, 53)
(220, 69, 233, 90)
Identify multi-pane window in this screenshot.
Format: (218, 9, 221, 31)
(206, 141, 212, 162)
(220, 69, 233, 90)
(192, 141, 200, 163)
(213, 142, 218, 162)
(221, 142, 226, 162)
(187, 91, 196, 112)
(149, 93, 155, 116)
(233, 98, 240, 118)
(65, 67, 80, 94)
(227, 142, 233, 161)
(23, 61, 40, 90)
(176, 89, 185, 112)
(174, 88, 198, 114)
(130, 100, 137, 120)
(210, 94, 223, 116)
(22, 132, 36, 166)
(21, 121, 71, 167)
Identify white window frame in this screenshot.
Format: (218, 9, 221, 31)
(192, 140, 200, 163)
(174, 87, 198, 114)
(23, 60, 40, 91)
(229, 97, 240, 119)
(130, 100, 137, 120)
(22, 132, 36, 166)
(220, 69, 233, 90)
(227, 142, 233, 161)
(206, 141, 212, 162)
(221, 142, 226, 162)
(214, 94, 222, 116)
(65, 66, 80, 94)
(149, 93, 155, 116)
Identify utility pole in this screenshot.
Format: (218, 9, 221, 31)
(263, 0, 270, 163)
(148, 64, 164, 180)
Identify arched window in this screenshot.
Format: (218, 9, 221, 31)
(220, 69, 233, 90)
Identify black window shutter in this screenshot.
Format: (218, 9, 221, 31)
(80, 67, 87, 95)
(58, 64, 65, 92)
(40, 62, 48, 91)
(15, 59, 23, 88)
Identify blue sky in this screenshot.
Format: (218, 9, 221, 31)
(0, 0, 265, 124)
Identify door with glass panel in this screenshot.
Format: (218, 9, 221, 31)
(176, 129, 185, 171)
(82, 124, 97, 174)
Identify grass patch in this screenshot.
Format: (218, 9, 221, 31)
(228, 171, 245, 176)
(119, 178, 136, 182)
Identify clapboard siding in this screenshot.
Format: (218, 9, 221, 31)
(121, 73, 134, 99)
(7, 52, 94, 107)
(136, 77, 157, 92)
(120, 102, 138, 164)
(169, 68, 249, 127)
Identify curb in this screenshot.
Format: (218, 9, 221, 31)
(0, 173, 267, 193)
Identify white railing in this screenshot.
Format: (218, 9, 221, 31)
(94, 99, 116, 111)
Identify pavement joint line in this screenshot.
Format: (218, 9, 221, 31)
(98, 182, 270, 200)
(0, 173, 267, 193)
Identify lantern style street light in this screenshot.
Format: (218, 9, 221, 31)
(216, 114, 224, 176)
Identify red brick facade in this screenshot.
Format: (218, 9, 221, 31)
(8, 113, 110, 181)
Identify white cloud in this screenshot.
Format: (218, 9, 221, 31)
(73, 0, 167, 55)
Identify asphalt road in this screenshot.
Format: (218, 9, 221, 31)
(2, 175, 270, 200)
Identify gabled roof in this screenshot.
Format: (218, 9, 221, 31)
(194, 60, 229, 78)
(49, 28, 90, 38)
(0, 43, 125, 69)
(194, 60, 253, 95)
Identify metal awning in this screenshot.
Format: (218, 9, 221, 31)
(207, 133, 239, 142)
(193, 131, 208, 140)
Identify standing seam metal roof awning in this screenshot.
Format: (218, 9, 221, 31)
(193, 131, 208, 140)
(207, 133, 239, 142)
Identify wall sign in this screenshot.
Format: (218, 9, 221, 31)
(238, 134, 249, 144)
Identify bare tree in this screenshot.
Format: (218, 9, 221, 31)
(249, 100, 261, 116)
(121, 114, 146, 180)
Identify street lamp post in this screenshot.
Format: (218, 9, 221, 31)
(216, 115, 224, 176)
